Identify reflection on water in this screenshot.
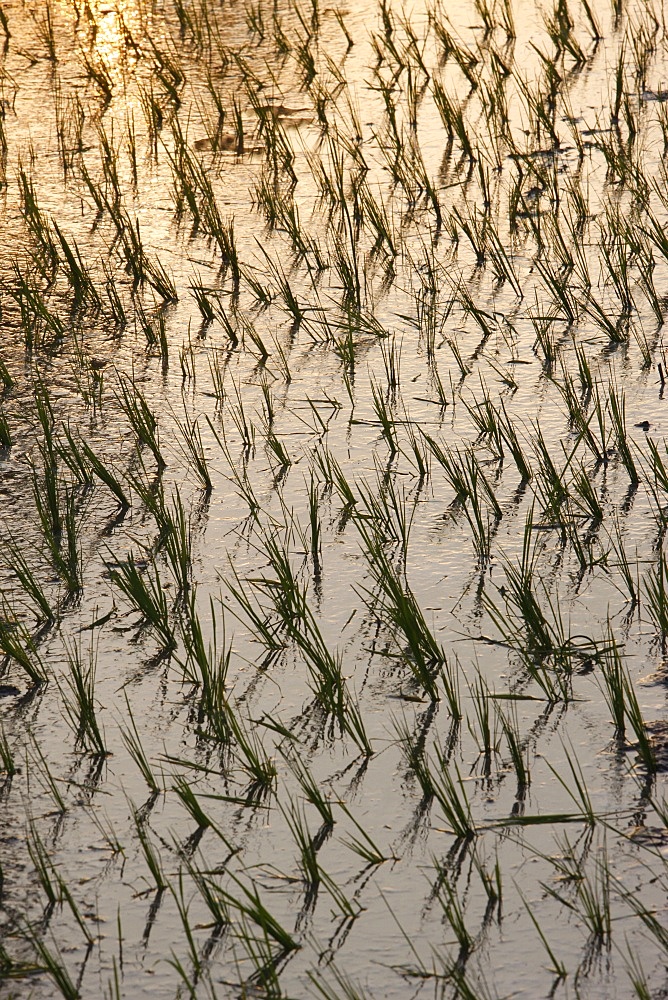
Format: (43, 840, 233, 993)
(0, 0, 667, 997)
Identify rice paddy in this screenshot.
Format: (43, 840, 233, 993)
(1, 0, 668, 996)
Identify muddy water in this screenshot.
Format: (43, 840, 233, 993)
(1, 0, 668, 997)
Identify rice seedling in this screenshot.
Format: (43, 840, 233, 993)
(241, 263, 273, 307)
(186, 863, 230, 931)
(402, 421, 431, 481)
(225, 567, 286, 656)
(28, 819, 94, 943)
(430, 748, 476, 840)
(494, 402, 532, 481)
(228, 709, 277, 794)
(577, 853, 613, 945)
(516, 884, 568, 980)
(217, 872, 300, 952)
(23, 930, 80, 1000)
(569, 464, 603, 522)
(606, 517, 638, 607)
(207, 350, 228, 406)
(28, 736, 67, 813)
(238, 526, 308, 635)
(174, 412, 212, 491)
(0, 406, 11, 450)
(623, 946, 653, 1000)
(643, 548, 668, 642)
(359, 183, 397, 258)
(305, 475, 322, 569)
(608, 383, 639, 483)
(338, 802, 392, 865)
(86, 810, 123, 859)
(136, 302, 169, 360)
(82, 51, 114, 106)
(211, 304, 242, 350)
(308, 963, 370, 1000)
(432, 859, 474, 958)
(103, 266, 127, 329)
(615, 873, 668, 953)
(107, 553, 176, 655)
(394, 710, 437, 800)
(497, 703, 530, 793)
(0, 355, 13, 392)
(545, 743, 597, 827)
(31, 431, 59, 521)
(9, 264, 66, 350)
(215, 445, 261, 522)
(0, 725, 15, 777)
(533, 258, 578, 326)
(467, 671, 497, 761)
(78, 158, 108, 217)
(462, 382, 505, 460)
(472, 848, 502, 912)
(483, 511, 578, 681)
(180, 591, 231, 742)
(56, 423, 93, 487)
(568, 338, 592, 394)
(173, 776, 216, 830)
(138, 83, 164, 158)
(379, 334, 402, 392)
(113, 212, 178, 303)
(325, 454, 357, 515)
(166, 925, 204, 997)
(189, 281, 217, 325)
(333, 326, 357, 371)
(56, 488, 82, 594)
(126, 468, 173, 547)
(132, 803, 168, 892)
(531, 426, 571, 517)
(52, 222, 101, 311)
(27, 824, 62, 913)
(280, 795, 321, 891)
(17, 169, 60, 275)
(293, 615, 373, 756)
(72, 437, 129, 510)
(120, 694, 161, 794)
(644, 435, 668, 509)
(59, 637, 107, 756)
(227, 379, 256, 453)
(0, 606, 47, 686)
(622, 687, 656, 773)
(281, 749, 334, 828)
(450, 448, 503, 551)
(355, 517, 446, 702)
(555, 372, 604, 464)
(531, 310, 561, 375)
(433, 82, 474, 162)
(544, 846, 612, 949)
(117, 375, 166, 471)
(266, 429, 292, 470)
(5, 534, 54, 625)
(356, 468, 415, 552)
(369, 379, 398, 456)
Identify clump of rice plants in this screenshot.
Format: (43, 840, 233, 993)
(3, 0, 668, 997)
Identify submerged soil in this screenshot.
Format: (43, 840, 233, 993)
(1, 0, 668, 997)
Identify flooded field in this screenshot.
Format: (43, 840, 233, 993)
(1, 0, 668, 996)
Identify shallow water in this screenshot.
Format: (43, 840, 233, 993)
(1, 0, 668, 997)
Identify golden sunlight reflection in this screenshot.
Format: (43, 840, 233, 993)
(81, 0, 144, 77)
